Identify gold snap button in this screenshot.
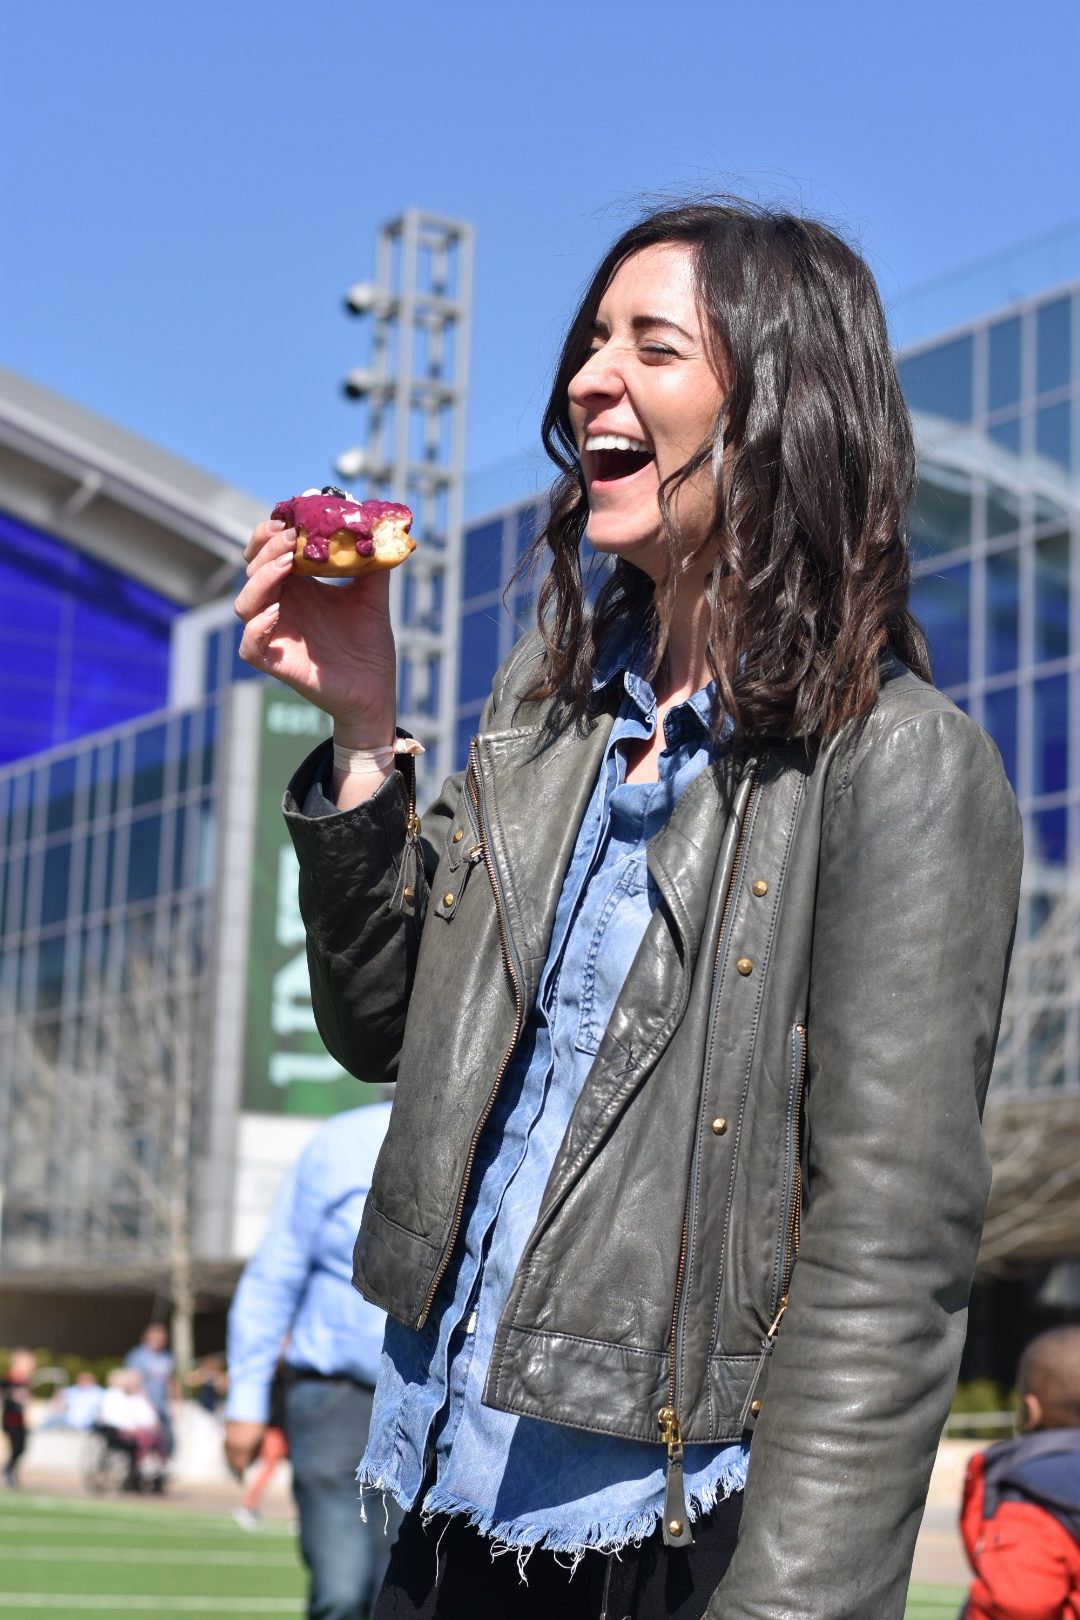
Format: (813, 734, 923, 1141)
(711, 1117, 728, 1135)
(750, 1398, 762, 1416)
(442, 891, 455, 907)
(668, 1519, 683, 1537)
(751, 879, 768, 897)
(452, 828, 464, 843)
(403, 886, 414, 902)
(736, 957, 753, 976)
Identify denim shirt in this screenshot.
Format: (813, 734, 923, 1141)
(357, 657, 749, 1555)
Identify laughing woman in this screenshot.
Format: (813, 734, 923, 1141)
(235, 201, 1022, 1620)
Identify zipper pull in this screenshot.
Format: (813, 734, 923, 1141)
(390, 753, 424, 915)
(739, 1294, 789, 1429)
(767, 1294, 789, 1341)
(658, 1407, 694, 1548)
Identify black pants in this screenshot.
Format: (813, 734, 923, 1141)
(373, 1492, 742, 1620)
(4, 1425, 27, 1480)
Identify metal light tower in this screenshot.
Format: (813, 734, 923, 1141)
(337, 210, 474, 799)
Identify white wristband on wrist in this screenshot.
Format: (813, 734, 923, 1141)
(332, 737, 425, 775)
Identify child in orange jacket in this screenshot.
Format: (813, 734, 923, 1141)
(961, 1325, 1080, 1620)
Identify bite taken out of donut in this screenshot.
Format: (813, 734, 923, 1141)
(271, 486, 415, 577)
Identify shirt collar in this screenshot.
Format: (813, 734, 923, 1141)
(591, 619, 724, 741)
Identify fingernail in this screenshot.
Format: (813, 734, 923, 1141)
(269, 519, 286, 531)
(274, 551, 293, 568)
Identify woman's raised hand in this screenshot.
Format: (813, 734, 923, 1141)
(234, 518, 398, 747)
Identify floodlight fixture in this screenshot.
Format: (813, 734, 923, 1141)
(334, 447, 389, 483)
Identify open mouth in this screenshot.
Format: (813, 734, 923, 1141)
(585, 433, 655, 485)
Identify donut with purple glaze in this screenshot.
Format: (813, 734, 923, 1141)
(271, 487, 415, 576)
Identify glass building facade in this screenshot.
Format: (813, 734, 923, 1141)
(902, 284, 1078, 874)
(0, 508, 178, 764)
(455, 497, 543, 766)
(0, 697, 221, 1269)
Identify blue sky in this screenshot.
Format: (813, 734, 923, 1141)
(2, 0, 1078, 514)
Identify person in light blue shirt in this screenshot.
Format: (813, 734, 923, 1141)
(225, 1102, 398, 1620)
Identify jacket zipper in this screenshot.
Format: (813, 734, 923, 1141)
(738, 1021, 806, 1427)
(416, 741, 524, 1328)
(780, 1022, 807, 1301)
(660, 755, 763, 1547)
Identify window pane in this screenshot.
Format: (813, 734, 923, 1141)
(46, 756, 79, 836)
(986, 481, 1022, 539)
(1031, 805, 1067, 866)
(35, 938, 66, 1012)
(1035, 491, 1070, 528)
(985, 550, 1019, 677)
(983, 687, 1018, 789)
(517, 504, 540, 560)
(127, 814, 162, 903)
(910, 466, 973, 557)
(912, 565, 970, 690)
(131, 723, 169, 809)
(194, 801, 215, 887)
(41, 840, 73, 928)
(200, 703, 219, 787)
(1034, 532, 1070, 664)
(988, 316, 1022, 413)
(171, 805, 189, 890)
(1036, 298, 1071, 397)
(175, 714, 194, 795)
(1033, 674, 1068, 796)
(988, 417, 1021, 462)
(1035, 401, 1072, 472)
(455, 714, 479, 773)
(898, 335, 974, 423)
(463, 519, 503, 602)
(458, 608, 502, 705)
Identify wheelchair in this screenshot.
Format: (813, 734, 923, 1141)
(82, 1424, 167, 1494)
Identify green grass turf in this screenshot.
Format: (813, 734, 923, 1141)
(0, 1491, 967, 1618)
(0, 1492, 306, 1617)
(905, 1587, 967, 1619)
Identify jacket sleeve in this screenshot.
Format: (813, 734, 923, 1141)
(281, 634, 543, 1084)
(283, 745, 469, 1082)
(710, 708, 1023, 1620)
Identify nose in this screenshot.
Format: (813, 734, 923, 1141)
(567, 345, 626, 413)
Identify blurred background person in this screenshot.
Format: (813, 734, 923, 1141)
(96, 1367, 167, 1492)
(234, 1365, 289, 1531)
(43, 1369, 104, 1431)
(1, 1348, 36, 1488)
(186, 1353, 228, 1418)
(124, 1322, 177, 1457)
(225, 1100, 398, 1620)
(961, 1325, 1080, 1619)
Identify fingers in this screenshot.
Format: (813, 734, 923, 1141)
(237, 600, 283, 669)
(246, 524, 296, 578)
(244, 516, 287, 564)
(234, 535, 294, 625)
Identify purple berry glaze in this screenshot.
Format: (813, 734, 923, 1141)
(270, 494, 412, 562)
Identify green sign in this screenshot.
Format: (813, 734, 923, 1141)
(242, 686, 380, 1115)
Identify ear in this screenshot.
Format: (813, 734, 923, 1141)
(1021, 1392, 1043, 1432)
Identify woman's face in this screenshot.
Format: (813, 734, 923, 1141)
(567, 242, 725, 580)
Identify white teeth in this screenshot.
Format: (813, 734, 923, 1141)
(584, 433, 650, 454)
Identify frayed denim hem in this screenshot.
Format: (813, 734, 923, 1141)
(411, 1453, 747, 1567)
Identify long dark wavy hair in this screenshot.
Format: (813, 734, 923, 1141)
(516, 199, 930, 740)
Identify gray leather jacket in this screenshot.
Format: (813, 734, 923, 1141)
(284, 634, 1022, 1618)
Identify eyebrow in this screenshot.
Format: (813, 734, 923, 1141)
(590, 315, 695, 342)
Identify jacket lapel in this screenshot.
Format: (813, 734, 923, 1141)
(473, 708, 614, 1009)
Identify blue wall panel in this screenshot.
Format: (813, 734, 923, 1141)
(0, 508, 177, 764)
